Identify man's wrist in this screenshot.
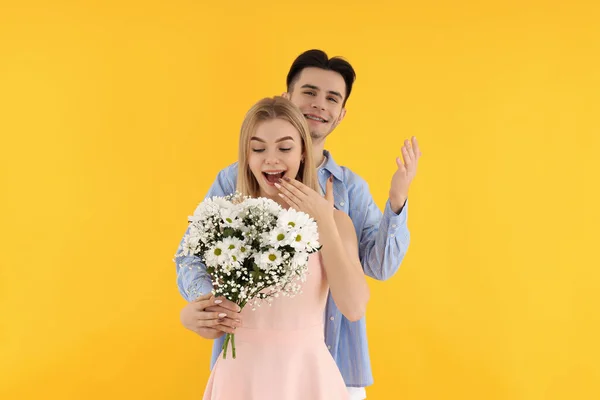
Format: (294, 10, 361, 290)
(389, 195, 407, 214)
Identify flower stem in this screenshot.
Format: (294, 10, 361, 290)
(222, 333, 230, 359)
(232, 333, 236, 359)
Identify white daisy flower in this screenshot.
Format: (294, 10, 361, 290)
(204, 241, 228, 267)
(220, 208, 242, 229)
(182, 235, 200, 256)
(278, 208, 313, 231)
(291, 252, 309, 269)
(221, 237, 249, 264)
(256, 249, 283, 271)
(264, 227, 292, 248)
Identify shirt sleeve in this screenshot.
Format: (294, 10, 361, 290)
(174, 165, 237, 300)
(353, 178, 411, 281)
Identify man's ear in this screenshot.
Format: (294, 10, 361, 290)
(282, 92, 291, 100)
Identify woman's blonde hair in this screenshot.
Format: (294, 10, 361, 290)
(237, 96, 319, 197)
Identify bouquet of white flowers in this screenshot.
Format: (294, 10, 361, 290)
(176, 193, 321, 359)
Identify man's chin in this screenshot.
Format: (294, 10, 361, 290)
(310, 130, 328, 141)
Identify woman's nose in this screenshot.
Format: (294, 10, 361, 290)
(264, 154, 280, 165)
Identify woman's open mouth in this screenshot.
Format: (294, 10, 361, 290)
(262, 170, 286, 186)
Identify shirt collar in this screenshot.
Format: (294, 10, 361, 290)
(318, 149, 344, 181)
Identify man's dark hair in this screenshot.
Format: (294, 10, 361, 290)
(286, 49, 356, 106)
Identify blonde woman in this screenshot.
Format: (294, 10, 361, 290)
(202, 96, 369, 399)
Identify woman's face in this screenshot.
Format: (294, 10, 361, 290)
(248, 118, 304, 204)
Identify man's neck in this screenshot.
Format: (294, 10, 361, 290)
(311, 139, 326, 167)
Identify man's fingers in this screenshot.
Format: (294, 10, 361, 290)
(396, 156, 407, 171)
(406, 139, 417, 161)
(192, 297, 220, 313)
(213, 317, 242, 329)
(204, 306, 243, 322)
(402, 141, 414, 163)
(197, 312, 238, 326)
(193, 293, 213, 302)
(213, 324, 237, 334)
(411, 136, 422, 158)
(402, 146, 414, 170)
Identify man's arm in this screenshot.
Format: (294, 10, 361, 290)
(174, 164, 243, 339)
(174, 164, 238, 300)
(354, 136, 421, 280)
(351, 178, 410, 281)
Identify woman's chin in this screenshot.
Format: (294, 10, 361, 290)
(258, 185, 278, 199)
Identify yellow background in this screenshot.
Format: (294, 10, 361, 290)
(1, 1, 599, 399)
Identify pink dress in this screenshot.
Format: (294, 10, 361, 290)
(202, 253, 349, 400)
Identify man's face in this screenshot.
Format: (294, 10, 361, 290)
(285, 67, 347, 143)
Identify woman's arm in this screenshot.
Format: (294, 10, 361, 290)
(275, 176, 370, 321)
(317, 209, 370, 321)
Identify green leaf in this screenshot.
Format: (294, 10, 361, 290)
(222, 227, 235, 238)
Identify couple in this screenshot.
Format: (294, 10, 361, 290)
(174, 49, 422, 399)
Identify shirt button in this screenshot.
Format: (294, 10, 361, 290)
(320, 170, 325, 174)
(327, 345, 331, 349)
(339, 202, 345, 207)
(330, 316, 334, 321)
(392, 224, 397, 228)
(390, 234, 395, 238)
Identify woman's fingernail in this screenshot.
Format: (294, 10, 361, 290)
(214, 299, 222, 304)
(219, 313, 227, 318)
(274, 182, 281, 188)
(283, 176, 290, 182)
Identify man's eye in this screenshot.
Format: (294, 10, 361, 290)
(303, 91, 316, 96)
(328, 97, 338, 103)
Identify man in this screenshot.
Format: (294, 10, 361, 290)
(175, 49, 421, 399)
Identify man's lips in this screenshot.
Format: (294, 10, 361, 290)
(304, 113, 328, 123)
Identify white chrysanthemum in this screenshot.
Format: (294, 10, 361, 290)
(287, 226, 320, 252)
(220, 207, 243, 229)
(277, 208, 313, 231)
(264, 226, 293, 248)
(182, 235, 200, 256)
(204, 241, 228, 267)
(243, 197, 281, 215)
(221, 237, 249, 264)
(256, 249, 283, 271)
(264, 199, 283, 216)
(188, 223, 203, 237)
(290, 252, 309, 269)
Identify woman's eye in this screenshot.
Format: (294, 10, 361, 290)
(251, 149, 265, 153)
(280, 148, 292, 152)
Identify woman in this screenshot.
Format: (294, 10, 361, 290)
(202, 96, 370, 400)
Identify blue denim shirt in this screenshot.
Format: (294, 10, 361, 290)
(174, 150, 410, 387)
